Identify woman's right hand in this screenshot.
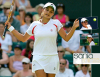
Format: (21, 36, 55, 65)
(5, 21, 11, 29)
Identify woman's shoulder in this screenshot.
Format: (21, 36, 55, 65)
(51, 19, 61, 23)
(9, 55, 15, 60)
(30, 21, 40, 25)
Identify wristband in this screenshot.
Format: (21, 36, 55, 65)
(8, 26, 14, 32)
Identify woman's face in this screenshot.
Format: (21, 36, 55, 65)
(81, 21, 88, 27)
(42, 7, 54, 19)
(81, 64, 88, 72)
(25, 16, 31, 23)
(38, 6, 43, 14)
(87, 37, 92, 43)
(29, 41, 34, 49)
(14, 48, 22, 55)
(57, 7, 63, 14)
(57, 49, 64, 58)
(0, 24, 5, 33)
(19, 9, 25, 15)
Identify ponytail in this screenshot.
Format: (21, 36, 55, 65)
(38, 12, 43, 21)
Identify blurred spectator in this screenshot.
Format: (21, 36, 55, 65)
(0, 0, 16, 10)
(53, 3, 69, 27)
(0, 22, 12, 53)
(0, 2, 11, 22)
(0, 0, 12, 4)
(20, 13, 33, 34)
(6, 9, 21, 42)
(21, 39, 34, 62)
(62, 21, 91, 53)
(13, 58, 36, 77)
(89, 65, 91, 77)
(16, 6, 26, 25)
(57, 46, 69, 68)
(15, 0, 36, 12)
(55, 59, 74, 77)
(75, 64, 90, 77)
(33, 3, 44, 21)
(9, 45, 25, 76)
(0, 43, 12, 76)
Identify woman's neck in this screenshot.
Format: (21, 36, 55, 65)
(23, 68, 29, 72)
(59, 56, 63, 60)
(89, 40, 92, 43)
(58, 13, 63, 16)
(26, 22, 30, 26)
(41, 17, 50, 24)
(21, 0, 25, 3)
(14, 55, 21, 58)
(82, 70, 87, 75)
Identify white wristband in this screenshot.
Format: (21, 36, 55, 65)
(8, 26, 14, 32)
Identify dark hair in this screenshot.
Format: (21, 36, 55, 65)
(0, 22, 5, 26)
(24, 39, 34, 57)
(24, 13, 33, 23)
(57, 3, 65, 12)
(92, 38, 94, 42)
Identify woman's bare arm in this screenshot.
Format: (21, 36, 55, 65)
(5, 22, 31, 42)
(0, 52, 8, 64)
(11, 30, 31, 42)
(0, 0, 3, 5)
(26, 0, 32, 8)
(59, 19, 79, 42)
(13, 71, 20, 77)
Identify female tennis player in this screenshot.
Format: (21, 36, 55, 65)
(87, 35, 95, 46)
(5, 2, 79, 77)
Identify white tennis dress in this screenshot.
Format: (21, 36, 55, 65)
(26, 19, 63, 74)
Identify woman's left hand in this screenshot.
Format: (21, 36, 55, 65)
(73, 19, 79, 28)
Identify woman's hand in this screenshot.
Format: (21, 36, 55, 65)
(73, 19, 79, 28)
(5, 21, 11, 29)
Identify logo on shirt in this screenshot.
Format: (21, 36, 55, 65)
(51, 29, 53, 32)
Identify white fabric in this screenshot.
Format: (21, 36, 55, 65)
(80, 24, 92, 30)
(43, 2, 56, 12)
(0, 34, 12, 51)
(90, 41, 95, 46)
(75, 70, 90, 77)
(55, 68, 74, 77)
(8, 26, 14, 32)
(81, 18, 88, 22)
(26, 19, 63, 55)
(87, 35, 92, 38)
(20, 24, 30, 34)
(62, 30, 84, 51)
(32, 55, 59, 74)
(22, 58, 30, 63)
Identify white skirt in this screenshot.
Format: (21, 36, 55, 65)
(32, 54, 59, 74)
